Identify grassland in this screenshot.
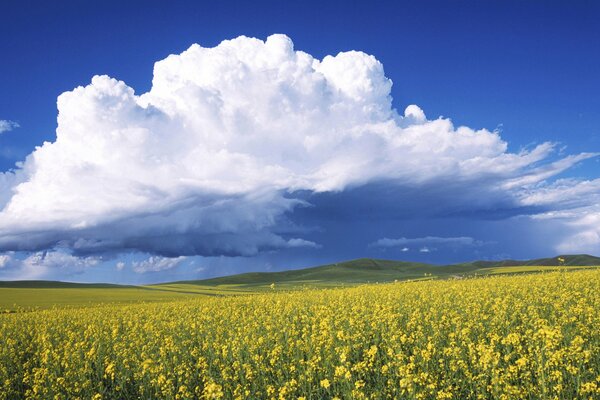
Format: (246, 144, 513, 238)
(1, 269, 599, 399)
(165, 254, 600, 285)
(1, 254, 599, 311)
(0, 287, 196, 312)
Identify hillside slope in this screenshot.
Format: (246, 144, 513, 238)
(453, 254, 600, 268)
(170, 259, 438, 286)
(0, 280, 132, 289)
(1, 254, 598, 291)
(162, 254, 600, 288)
(1, 255, 598, 310)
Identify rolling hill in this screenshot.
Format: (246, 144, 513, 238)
(161, 254, 600, 288)
(0, 280, 132, 289)
(1, 254, 598, 290)
(1, 254, 599, 310)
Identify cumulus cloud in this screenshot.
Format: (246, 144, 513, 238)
(520, 179, 600, 254)
(554, 207, 600, 255)
(0, 34, 597, 260)
(0, 120, 19, 134)
(22, 251, 100, 274)
(132, 256, 187, 273)
(0, 250, 101, 280)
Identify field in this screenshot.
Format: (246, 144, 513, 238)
(1, 269, 599, 399)
(2, 258, 599, 311)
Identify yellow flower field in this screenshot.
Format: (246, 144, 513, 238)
(1, 270, 599, 399)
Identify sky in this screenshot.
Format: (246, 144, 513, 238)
(0, 0, 599, 283)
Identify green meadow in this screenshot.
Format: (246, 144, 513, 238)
(0, 287, 192, 312)
(1, 254, 599, 311)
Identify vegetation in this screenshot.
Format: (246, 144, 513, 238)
(158, 254, 599, 289)
(0, 287, 194, 312)
(1, 254, 599, 311)
(1, 269, 599, 399)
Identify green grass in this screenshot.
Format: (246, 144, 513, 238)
(0, 287, 194, 312)
(159, 254, 600, 290)
(474, 265, 599, 275)
(142, 283, 256, 296)
(166, 259, 455, 286)
(1, 254, 599, 310)
(0, 280, 131, 289)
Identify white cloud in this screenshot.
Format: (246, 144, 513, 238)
(419, 247, 432, 253)
(371, 236, 481, 248)
(554, 207, 600, 254)
(115, 261, 125, 271)
(518, 178, 600, 209)
(0, 34, 596, 259)
(0, 253, 12, 268)
(0, 120, 19, 134)
(132, 256, 187, 273)
(286, 238, 321, 248)
(519, 179, 600, 254)
(0, 251, 101, 280)
(22, 251, 100, 274)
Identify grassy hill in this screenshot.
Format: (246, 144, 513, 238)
(0, 280, 132, 289)
(160, 254, 600, 289)
(1, 254, 598, 310)
(0, 281, 198, 311)
(170, 259, 438, 286)
(454, 254, 600, 268)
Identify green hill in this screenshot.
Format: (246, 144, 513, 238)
(161, 254, 600, 289)
(0, 254, 600, 295)
(0, 280, 132, 289)
(452, 254, 600, 268)
(2, 255, 598, 292)
(172, 259, 437, 286)
(1, 254, 598, 311)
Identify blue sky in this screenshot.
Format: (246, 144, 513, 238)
(0, 0, 599, 283)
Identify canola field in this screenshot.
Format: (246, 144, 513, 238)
(1, 270, 599, 400)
